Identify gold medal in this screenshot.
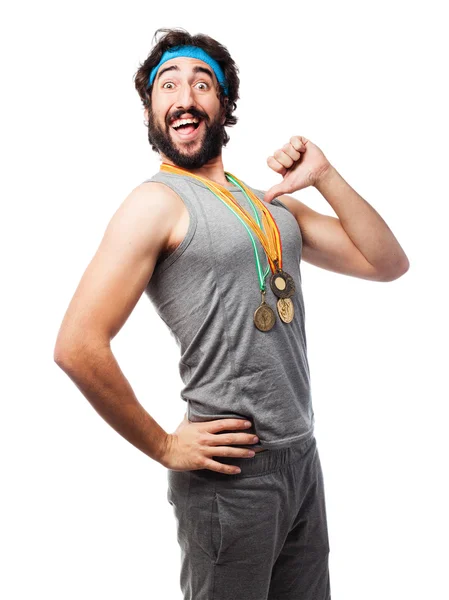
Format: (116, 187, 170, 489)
(159, 164, 298, 326)
(277, 297, 294, 323)
(254, 290, 276, 331)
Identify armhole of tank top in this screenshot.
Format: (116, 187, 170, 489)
(245, 184, 294, 215)
(142, 178, 198, 275)
(271, 197, 293, 213)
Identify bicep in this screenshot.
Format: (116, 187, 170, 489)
(277, 194, 380, 280)
(55, 183, 173, 357)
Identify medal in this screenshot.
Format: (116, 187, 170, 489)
(277, 297, 294, 323)
(159, 163, 298, 330)
(254, 290, 276, 331)
(270, 259, 296, 299)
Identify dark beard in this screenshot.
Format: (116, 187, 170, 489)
(147, 107, 225, 169)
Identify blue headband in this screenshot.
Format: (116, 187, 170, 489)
(147, 45, 229, 96)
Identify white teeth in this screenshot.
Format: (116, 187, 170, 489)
(172, 117, 200, 129)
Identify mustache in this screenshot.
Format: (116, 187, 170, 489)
(167, 108, 208, 124)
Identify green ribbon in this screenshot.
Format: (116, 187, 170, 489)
(206, 173, 271, 292)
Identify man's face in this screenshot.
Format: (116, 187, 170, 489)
(146, 57, 227, 169)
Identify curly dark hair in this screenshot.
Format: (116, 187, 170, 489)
(133, 28, 240, 148)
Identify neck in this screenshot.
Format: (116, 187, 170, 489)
(160, 154, 235, 189)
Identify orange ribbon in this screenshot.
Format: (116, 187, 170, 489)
(160, 162, 283, 272)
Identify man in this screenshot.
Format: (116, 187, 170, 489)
(54, 27, 409, 600)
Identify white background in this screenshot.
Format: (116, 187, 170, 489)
(2, 1, 448, 598)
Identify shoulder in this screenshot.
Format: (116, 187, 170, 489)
(114, 180, 186, 225)
(102, 181, 186, 257)
(127, 179, 182, 207)
(259, 191, 321, 223)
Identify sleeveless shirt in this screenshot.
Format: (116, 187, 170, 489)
(142, 170, 315, 450)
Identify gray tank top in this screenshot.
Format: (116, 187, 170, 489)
(142, 170, 315, 450)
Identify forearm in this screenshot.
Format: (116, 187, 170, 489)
(55, 341, 169, 465)
(315, 166, 410, 276)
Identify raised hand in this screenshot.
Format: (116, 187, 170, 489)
(264, 135, 332, 203)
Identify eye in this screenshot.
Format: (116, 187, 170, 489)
(195, 82, 209, 90)
(162, 82, 175, 89)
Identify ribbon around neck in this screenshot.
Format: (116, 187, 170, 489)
(159, 163, 284, 291)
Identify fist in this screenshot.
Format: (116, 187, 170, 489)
(264, 135, 331, 203)
(266, 136, 307, 177)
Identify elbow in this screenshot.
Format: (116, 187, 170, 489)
(54, 337, 68, 367)
(53, 342, 81, 371)
(53, 337, 93, 372)
(54, 333, 108, 370)
(378, 257, 410, 282)
(54, 329, 78, 367)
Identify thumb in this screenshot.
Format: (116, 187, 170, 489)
(264, 183, 287, 204)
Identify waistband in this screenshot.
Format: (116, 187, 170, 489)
(196, 432, 316, 480)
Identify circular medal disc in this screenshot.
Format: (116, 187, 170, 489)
(270, 269, 296, 299)
(254, 303, 276, 331)
(277, 297, 294, 323)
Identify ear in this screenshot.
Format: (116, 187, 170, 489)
(144, 108, 149, 121)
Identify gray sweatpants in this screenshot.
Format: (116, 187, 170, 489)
(166, 434, 331, 600)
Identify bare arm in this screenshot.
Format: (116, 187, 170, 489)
(275, 167, 410, 282)
(53, 182, 178, 464)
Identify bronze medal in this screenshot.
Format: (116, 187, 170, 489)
(159, 164, 298, 326)
(254, 290, 276, 331)
(277, 297, 294, 323)
(270, 267, 296, 299)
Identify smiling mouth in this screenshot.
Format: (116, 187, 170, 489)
(170, 117, 203, 141)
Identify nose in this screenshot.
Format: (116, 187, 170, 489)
(175, 82, 197, 112)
